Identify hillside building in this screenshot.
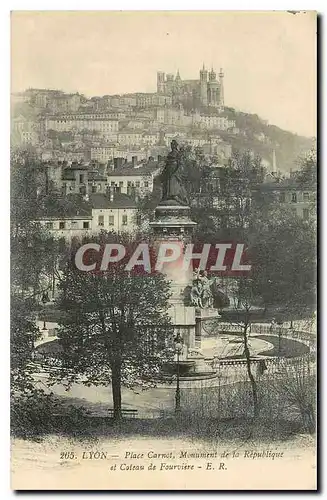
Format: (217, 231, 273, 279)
(157, 65, 224, 109)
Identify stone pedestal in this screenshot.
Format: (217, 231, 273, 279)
(150, 202, 197, 358)
(195, 308, 221, 342)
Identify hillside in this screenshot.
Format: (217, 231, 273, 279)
(11, 97, 314, 174)
(222, 107, 314, 173)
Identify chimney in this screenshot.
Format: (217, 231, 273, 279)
(132, 156, 137, 167)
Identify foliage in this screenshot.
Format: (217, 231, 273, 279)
(11, 149, 63, 233)
(273, 362, 316, 434)
(11, 150, 41, 234)
(11, 295, 41, 394)
(11, 223, 62, 302)
(11, 150, 68, 302)
(249, 206, 316, 318)
(52, 232, 174, 419)
(295, 147, 317, 187)
(11, 389, 89, 438)
(182, 149, 267, 241)
(227, 275, 260, 418)
(219, 108, 313, 173)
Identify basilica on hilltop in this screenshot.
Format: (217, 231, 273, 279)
(157, 64, 224, 109)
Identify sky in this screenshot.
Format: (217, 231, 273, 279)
(11, 11, 317, 137)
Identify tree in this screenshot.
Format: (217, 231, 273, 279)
(11, 221, 65, 303)
(249, 206, 316, 321)
(296, 147, 317, 187)
(135, 176, 161, 228)
(11, 149, 68, 302)
(11, 295, 41, 395)
(179, 148, 268, 242)
(11, 149, 41, 237)
(53, 233, 174, 420)
(11, 148, 63, 233)
(229, 276, 260, 419)
(295, 147, 317, 221)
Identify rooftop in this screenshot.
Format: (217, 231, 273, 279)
(89, 192, 137, 209)
(260, 177, 315, 192)
(35, 194, 92, 219)
(35, 191, 138, 219)
(107, 162, 162, 177)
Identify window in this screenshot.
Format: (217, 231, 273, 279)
(135, 181, 140, 188)
(83, 221, 90, 229)
(127, 181, 132, 187)
(98, 215, 104, 226)
(91, 185, 97, 193)
(291, 192, 297, 203)
(119, 181, 124, 188)
(71, 221, 77, 228)
(303, 192, 310, 202)
(122, 215, 128, 225)
(45, 222, 53, 229)
(59, 221, 65, 230)
(303, 208, 310, 221)
(111, 181, 115, 186)
(79, 174, 84, 183)
(144, 181, 149, 188)
(109, 215, 115, 226)
(279, 192, 286, 203)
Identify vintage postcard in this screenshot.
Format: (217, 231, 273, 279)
(10, 10, 317, 490)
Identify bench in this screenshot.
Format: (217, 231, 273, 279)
(107, 409, 138, 419)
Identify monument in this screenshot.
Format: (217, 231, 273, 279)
(150, 141, 219, 375)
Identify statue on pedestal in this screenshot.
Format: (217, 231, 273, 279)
(160, 140, 189, 206)
(190, 269, 215, 309)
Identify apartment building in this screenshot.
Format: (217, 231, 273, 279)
(35, 192, 138, 239)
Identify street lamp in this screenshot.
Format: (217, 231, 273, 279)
(174, 333, 184, 416)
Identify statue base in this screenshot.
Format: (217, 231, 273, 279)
(150, 203, 197, 238)
(195, 308, 221, 320)
(195, 309, 221, 343)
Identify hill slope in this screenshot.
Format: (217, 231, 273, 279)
(222, 107, 314, 173)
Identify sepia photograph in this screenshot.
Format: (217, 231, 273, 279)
(10, 10, 317, 491)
